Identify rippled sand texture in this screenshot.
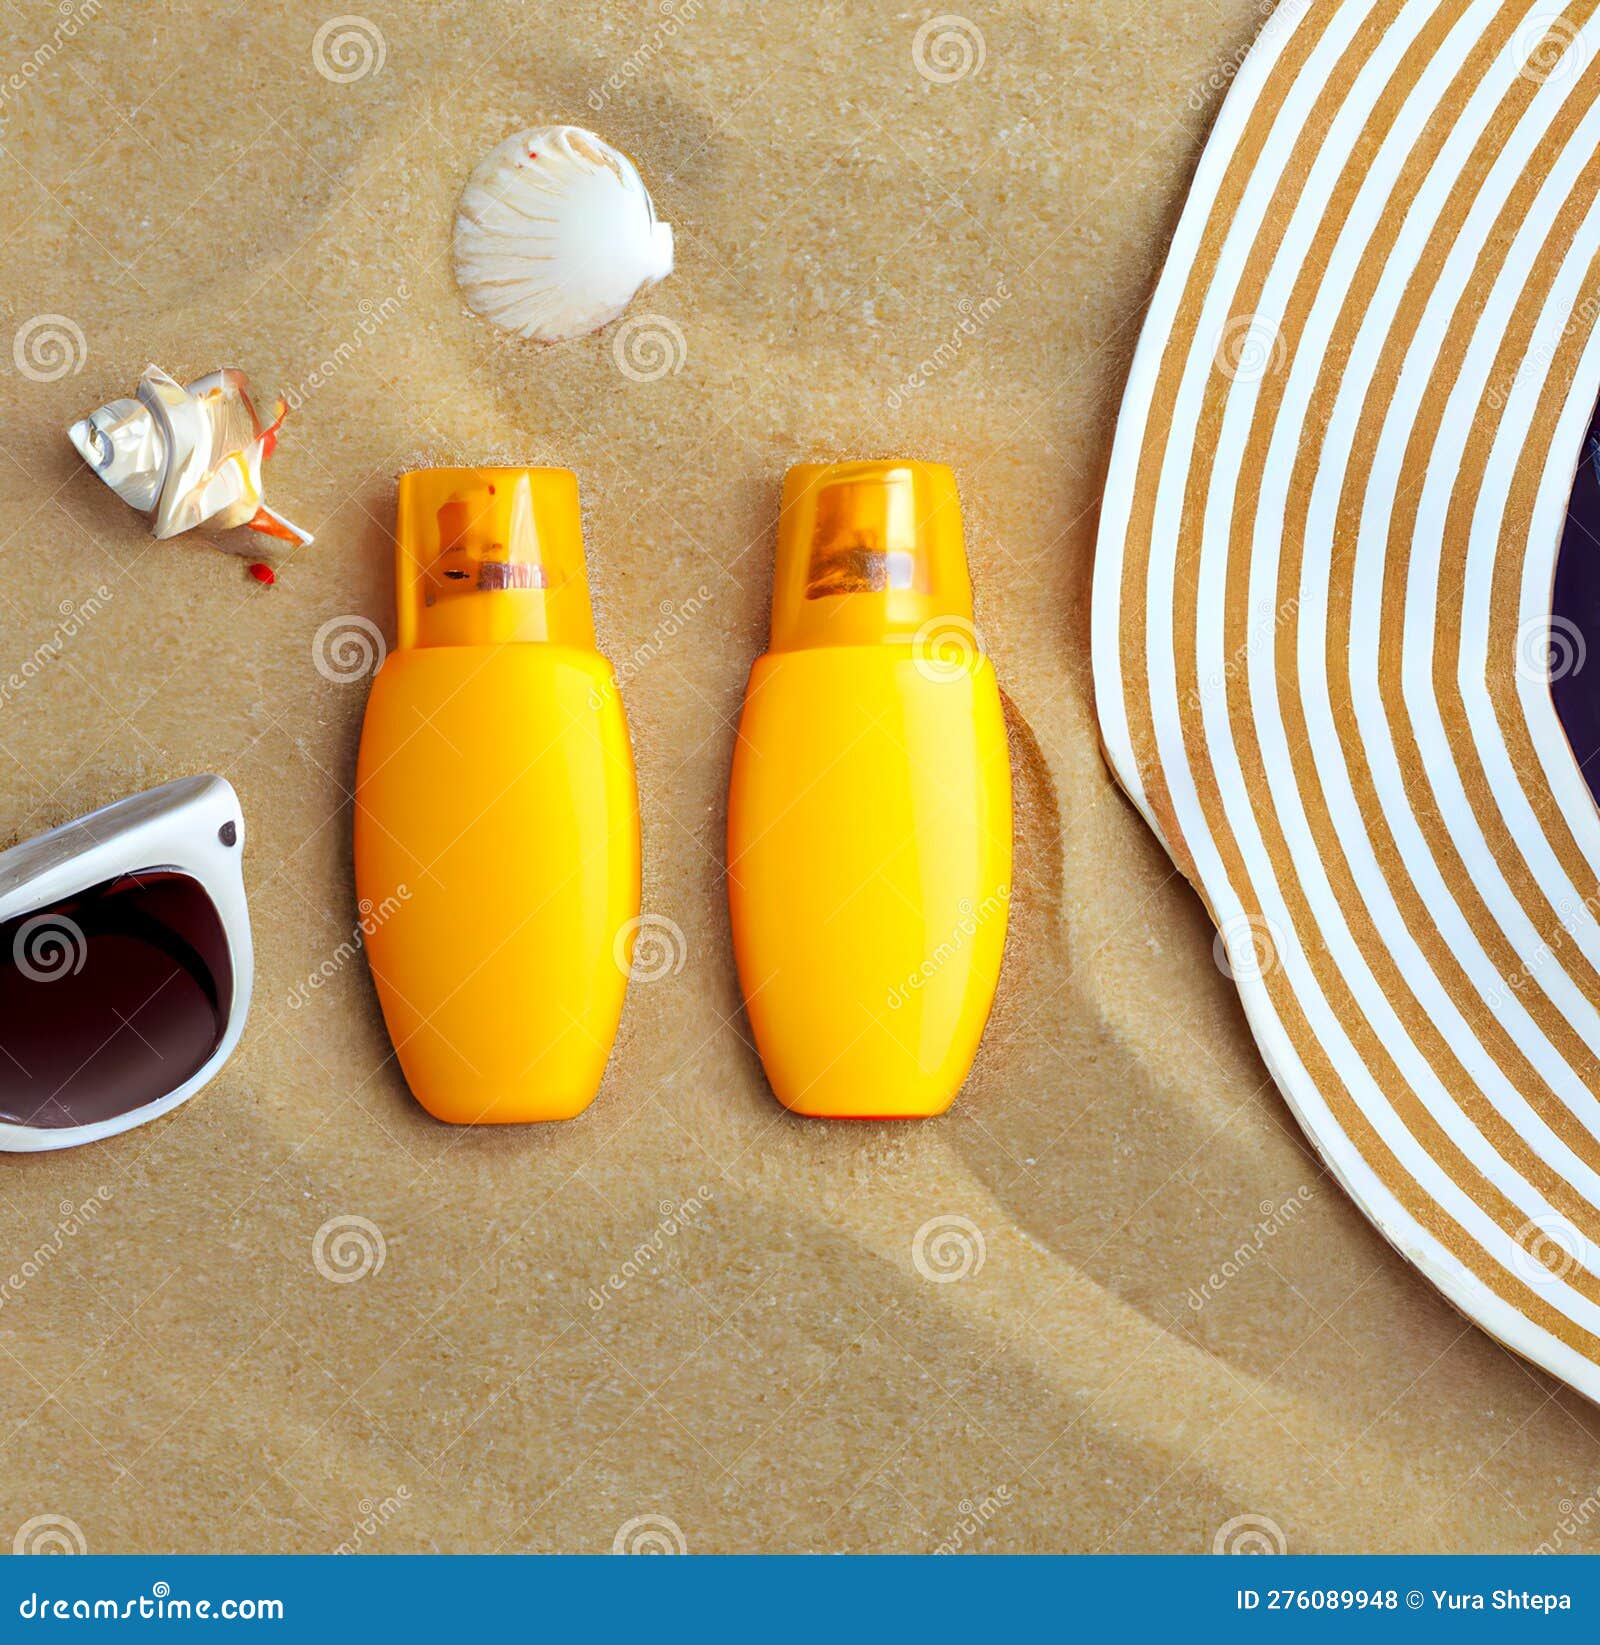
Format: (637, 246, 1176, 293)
(0, 0, 1594, 1555)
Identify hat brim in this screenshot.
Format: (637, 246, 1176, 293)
(1093, 0, 1600, 1398)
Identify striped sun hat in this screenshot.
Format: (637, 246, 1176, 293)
(1093, 0, 1600, 1397)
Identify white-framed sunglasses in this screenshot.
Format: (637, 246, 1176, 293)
(0, 775, 252, 1152)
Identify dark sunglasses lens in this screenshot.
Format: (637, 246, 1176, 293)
(0, 872, 232, 1131)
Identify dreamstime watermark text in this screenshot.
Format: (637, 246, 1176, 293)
(0, 1188, 112, 1311)
(887, 884, 1009, 1009)
(286, 887, 410, 1009)
(933, 1484, 1015, 1553)
(284, 285, 410, 409)
(587, 0, 704, 109)
(0, 0, 103, 121)
(334, 1486, 411, 1554)
(588, 585, 711, 709)
(887, 282, 1010, 409)
(0, 588, 112, 708)
(586, 1187, 713, 1311)
(1186, 1186, 1314, 1311)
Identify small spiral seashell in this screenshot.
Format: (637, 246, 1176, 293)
(65, 365, 312, 550)
(454, 125, 674, 344)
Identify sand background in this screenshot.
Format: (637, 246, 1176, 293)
(0, 0, 1595, 1555)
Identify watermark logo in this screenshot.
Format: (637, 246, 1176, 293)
(312, 614, 386, 683)
(614, 913, 688, 982)
(1212, 912, 1283, 984)
(1213, 314, 1286, 384)
(13, 914, 86, 982)
(1212, 1512, 1286, 1554)
(313, 15, 386, 82)
(1511, 1214, 1587, 1287)
(612, 1513, 686, 1554)
(1517, 614, 1585, 684)
(13, 314, 86, 382)
(912, 1214, 986, 1283)
(13, 1515, 86, 1555)
(912, 16, 986, 84)
(612, 314, 687, 383)
(313, 1215, 387, 1284)
(912, 615, 985, 683)
(1518, 13, 1586, 85)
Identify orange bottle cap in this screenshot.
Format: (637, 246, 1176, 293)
(768, 460, 973, 650)
(395, 467, 596, 650)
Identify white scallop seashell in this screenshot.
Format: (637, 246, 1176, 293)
(454, 125, 674, 344)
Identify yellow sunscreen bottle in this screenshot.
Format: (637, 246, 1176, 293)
(354, 466, 640, 1123)
(727, 459, 1012, 1118)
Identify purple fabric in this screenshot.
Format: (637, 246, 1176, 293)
(1550, 413, 1600, 802)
